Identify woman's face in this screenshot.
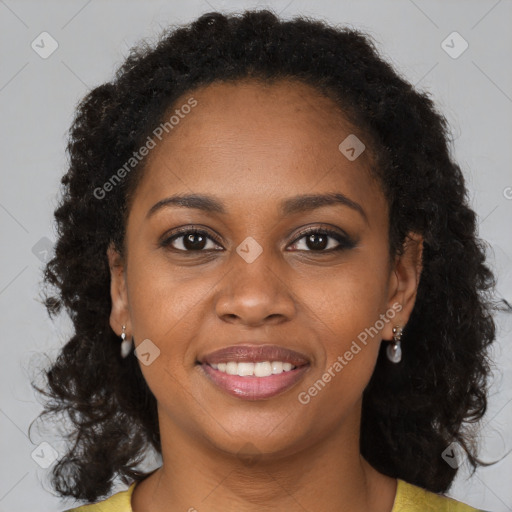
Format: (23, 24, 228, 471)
(108, 79, 422, 459)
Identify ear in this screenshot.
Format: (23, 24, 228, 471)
(107, 241, 131, 337)
(383, 232, 423, 340)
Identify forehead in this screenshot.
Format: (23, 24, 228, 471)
(130, 79, 385, 221)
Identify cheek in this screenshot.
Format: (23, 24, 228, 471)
(126, 252, 214, 342)
(297, 279, 385, 421)
(297, 252, 390, 336)
(295, 254, 389, 394)
(124, 256, 211, 417)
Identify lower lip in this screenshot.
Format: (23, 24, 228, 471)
(200, 364, 310, 400)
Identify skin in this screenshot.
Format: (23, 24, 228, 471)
(107, 79, 423, 512)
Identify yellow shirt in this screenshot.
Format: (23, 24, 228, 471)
(64, 478, 484, 511)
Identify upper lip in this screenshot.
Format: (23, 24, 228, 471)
(199, 344, 310, 366)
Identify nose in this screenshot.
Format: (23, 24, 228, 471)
(214, 249, 296, 327)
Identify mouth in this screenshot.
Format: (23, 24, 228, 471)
(197, 344, 311, 400)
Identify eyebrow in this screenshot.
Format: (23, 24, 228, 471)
(146, 192, 368, 224)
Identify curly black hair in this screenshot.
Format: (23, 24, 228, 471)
(30, 8, 501, 504)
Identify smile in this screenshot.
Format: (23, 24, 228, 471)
(201, 363, 309, 400)
(210, 361, 296, 377)
(198, 344, 311, 400)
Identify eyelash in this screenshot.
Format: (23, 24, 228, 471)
(160, 225, 355, 253)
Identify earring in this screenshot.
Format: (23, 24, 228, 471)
(120, 325, 133, 358)
(386, 325, 403, 363)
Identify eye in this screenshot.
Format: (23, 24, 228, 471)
(288, 227, 355, 252)
(160, 225, 356, 253)
(160, 228, 223, 252)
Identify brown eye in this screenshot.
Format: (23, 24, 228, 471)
(161, 229, 223, 252)
(288, 228, 356, 252)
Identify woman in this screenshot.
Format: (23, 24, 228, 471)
(33, 9, 498, 512)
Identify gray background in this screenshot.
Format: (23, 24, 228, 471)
(1, 0, 511, 511)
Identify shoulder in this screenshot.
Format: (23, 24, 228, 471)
(62, 482, 136, 512)
(393, 478, 486, 512)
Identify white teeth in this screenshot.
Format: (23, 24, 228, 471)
(271, 361, 283, 374)
(254, 361, 272, 377)
(237, 362, 254, 376)
(209, 360, 297, 377)
(226, 361, 238, 375)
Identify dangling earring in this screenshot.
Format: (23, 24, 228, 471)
(387, 325, 403, 363)
(120, 324, 133, 358)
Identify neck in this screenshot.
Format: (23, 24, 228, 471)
(131, 401, 397, 512)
